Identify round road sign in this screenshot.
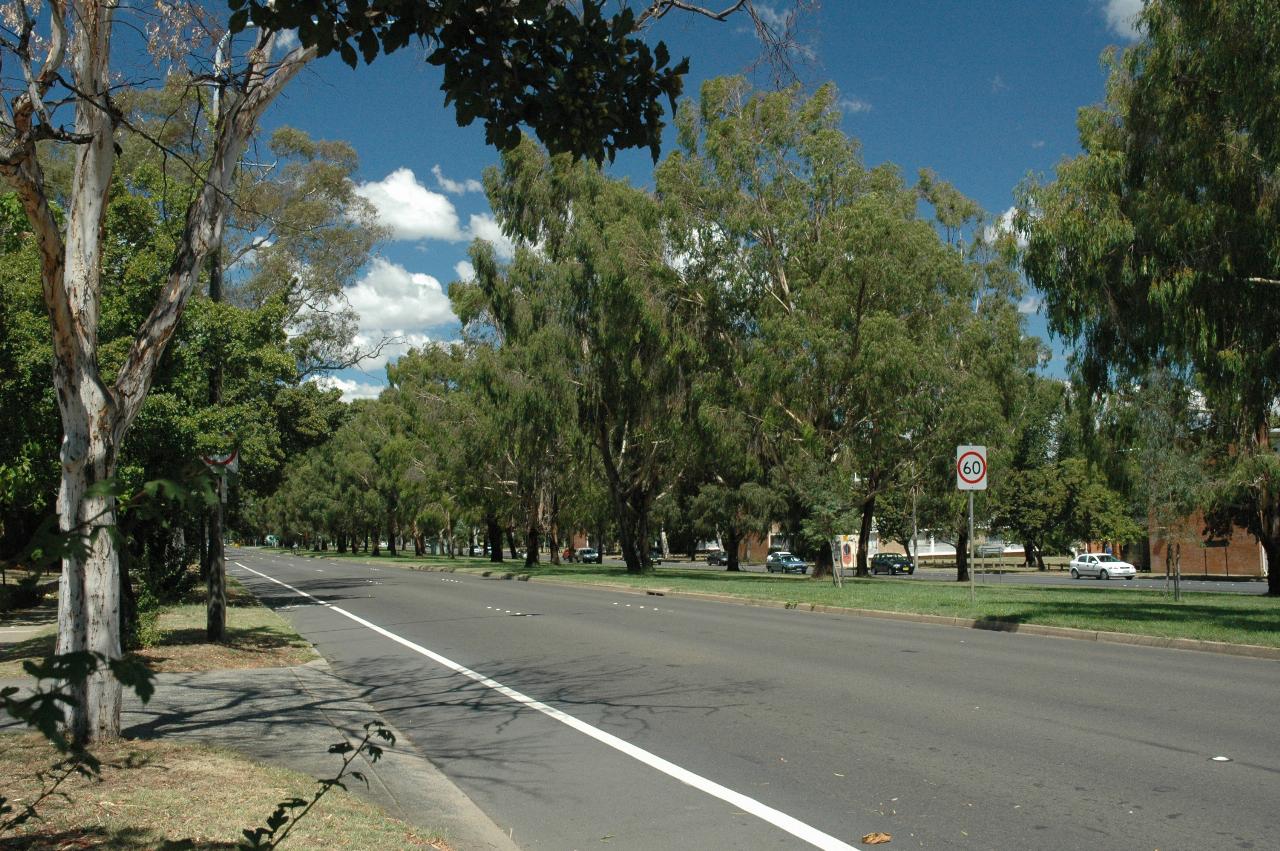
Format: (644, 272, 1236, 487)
(956, 445, 987, 490)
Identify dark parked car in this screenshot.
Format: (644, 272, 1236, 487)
(649, 547, 664, 565)
(707, 549, 729, 566)
(765, 551, 808, 574)
(869, 552, 914, 575)
(575, 547, 602, 564)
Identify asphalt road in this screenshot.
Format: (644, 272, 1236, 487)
(230, 548, 1278, 850)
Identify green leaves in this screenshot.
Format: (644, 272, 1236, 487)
(239, 721, 395, 849)
(232, 0, 688, 163)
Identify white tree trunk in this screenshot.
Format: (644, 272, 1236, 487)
(2, 5, 315, 742)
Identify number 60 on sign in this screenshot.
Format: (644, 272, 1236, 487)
(956, 445, 987, 491)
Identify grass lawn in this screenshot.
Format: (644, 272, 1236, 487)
(280, 548, 1280, 649)
(1, 733, 445, 849)
(0, 575, 316, 679)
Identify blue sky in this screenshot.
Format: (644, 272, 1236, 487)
(261, 1, 1144, 399)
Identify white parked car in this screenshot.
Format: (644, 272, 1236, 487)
(1069, 553, 1136, 580)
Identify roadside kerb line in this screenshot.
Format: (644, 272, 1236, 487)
(233, 561, 860, 851)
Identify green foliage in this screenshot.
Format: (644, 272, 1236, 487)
(239, 721, 395, 849)
(229, 0, 688, 163)
(1021, 0, 1280, 592)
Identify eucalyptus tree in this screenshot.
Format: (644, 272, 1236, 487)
(0, 0, 774, 741)
(449, 240, 586, 567)
(657, 79, 993, 577)
(479, 140, 696, 573)
(1021, 0, 1280, 594)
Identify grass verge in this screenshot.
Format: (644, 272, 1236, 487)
(280, 548, 1280, 649)
(0, 575, 317, 679)
(1, 733, 445, 849)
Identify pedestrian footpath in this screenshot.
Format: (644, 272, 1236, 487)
(2, 616, 517, 850)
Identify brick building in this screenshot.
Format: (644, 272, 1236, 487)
(1147, 514, 1267, 579)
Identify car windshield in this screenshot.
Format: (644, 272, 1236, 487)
(1096, 555, 1119, 562)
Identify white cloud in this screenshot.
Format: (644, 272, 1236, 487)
(454, 260, 476, 282)
(272, 29, 300, 56)
(354, 168, 464, 242)
(983, 206, 1029, 250)
(355, 169, 518, 258)
(432, 164, 484, 195)
(839, 97, 872, 115)
(340, 257, 457, 332)
(307, 375, 386, 402)
(990, 75, 1008, 94)
(467, 213, 516, 260)
(1101, 0, 1144, 40)
(1017, 295, 1043, 316)
(1031, 139, 1046, 149)
(753, 3, 789, 31)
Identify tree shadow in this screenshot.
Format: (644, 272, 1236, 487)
(3, 827, 238, 849)
(972, 598, 1280, 640)
(0, 632, 55, 665)
(144, 624, 308, 655)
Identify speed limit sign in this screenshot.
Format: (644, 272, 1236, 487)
(956, 445, 988, 491)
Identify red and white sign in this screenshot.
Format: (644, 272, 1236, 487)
(956, 445, 987, 491)
(201, 449, 239, 474)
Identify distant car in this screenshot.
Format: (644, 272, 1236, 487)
(649, 547, 664, 565)
(976, 540, 1006, 558)
(869, 553, 914, 575)
(1069, 553, 1136, 580)
(707, 549, 729, 566)
(765, 551, 808, 574)
(576, 547, 602, 564)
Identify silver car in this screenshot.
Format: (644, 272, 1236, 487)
(1069, 553, 1136, 580)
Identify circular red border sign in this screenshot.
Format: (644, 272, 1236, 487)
(956, 450, 986, 485)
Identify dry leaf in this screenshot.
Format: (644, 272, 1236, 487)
(862, 831, 892, 845)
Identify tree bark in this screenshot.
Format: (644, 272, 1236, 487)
(486, 513, 503, 563)
(811, 543, 833, 580)
(524, 521, 539, 568)
(724, 527, 742, 571)
(855, 493, 875, 577)
(955, 527, 970, 582)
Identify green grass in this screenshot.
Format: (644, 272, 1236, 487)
(0, 575, 316, 678)
(273, 547, 1280, 649)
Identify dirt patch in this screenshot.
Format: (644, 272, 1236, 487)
(1, 733, 448, 849)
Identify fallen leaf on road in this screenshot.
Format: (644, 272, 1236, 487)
(862, 832, 892, 845)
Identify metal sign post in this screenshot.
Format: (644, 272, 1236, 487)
(956, 446, 988, 605)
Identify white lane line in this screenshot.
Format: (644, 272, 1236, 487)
(233, 561, 858, 851)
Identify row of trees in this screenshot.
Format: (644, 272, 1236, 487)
(259, 78, 1141, 581)
(0, 0, 801, 743)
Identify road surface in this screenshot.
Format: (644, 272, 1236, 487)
(230, 548, 1278, 850)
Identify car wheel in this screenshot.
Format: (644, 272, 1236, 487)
(1100, 569, 1110, 580)
(1070, 567, 1079, 579)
